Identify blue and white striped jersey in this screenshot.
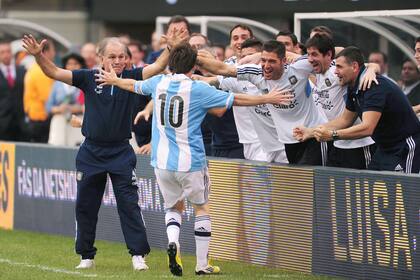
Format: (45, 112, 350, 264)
(135, 73, 234, 172)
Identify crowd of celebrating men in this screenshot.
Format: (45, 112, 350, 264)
(9, 14, 420, 277)
(1, 16, 420, 172)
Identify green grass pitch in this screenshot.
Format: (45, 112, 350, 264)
(0, 229, 340, 279)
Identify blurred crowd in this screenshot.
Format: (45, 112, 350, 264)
(0, 15, 419, 168)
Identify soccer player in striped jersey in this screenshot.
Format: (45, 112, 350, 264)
(95, 43, 292, 276)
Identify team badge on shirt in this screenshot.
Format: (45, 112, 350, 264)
(325, 78, 332, 87)
(262, 88, 269, 94)
(289, 75, 298, 85)
(95, 85, 103, 95)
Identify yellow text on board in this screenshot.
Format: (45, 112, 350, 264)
(0, 143, 15, 230)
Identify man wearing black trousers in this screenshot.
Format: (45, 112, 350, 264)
(22, 28, 187, 270)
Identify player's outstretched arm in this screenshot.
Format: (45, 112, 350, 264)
(192, 74, 220, 87)
(233, 88, 293, 106)
(22, 34, 72, 85)
(196, 50, 237, 77)
(95, 66, 137, 93)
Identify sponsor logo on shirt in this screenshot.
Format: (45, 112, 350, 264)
(273, 99, 299, 109)
(254, 104, 271, 117)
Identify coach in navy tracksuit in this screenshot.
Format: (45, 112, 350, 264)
(22, 30, 187, 269)
(308, 46, 420, 173)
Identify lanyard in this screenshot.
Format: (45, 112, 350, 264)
(110, 73, 122, 96)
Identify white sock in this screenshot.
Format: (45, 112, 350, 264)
(165, 210, 182, 245)
(194, 215, 211, 269)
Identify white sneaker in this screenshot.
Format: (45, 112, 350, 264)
(75, 259, 95, 269)
(132, 255, 149, 271)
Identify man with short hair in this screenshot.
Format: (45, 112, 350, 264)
(304, 46, 420, 173)
(80, 42, 97, 69)
(22, 27, 188, 270)
(218, 38, 286, 162)
(205, 24, 255, 159)
(189, 33, 209, 50)
(95, 42, 291, 276)
(0, 40, 27, 141)
(128, 40, 146, 68)
(400, 59, 420, 106)
(368, 51, 396, 83)
(276, 30, 299, 54)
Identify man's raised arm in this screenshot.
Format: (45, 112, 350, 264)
(22, 35, 72, 85)
(196, 50, 237, 77)
(142, 28, 189, 79)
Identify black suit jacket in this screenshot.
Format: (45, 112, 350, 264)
(0, 65, 26, 135)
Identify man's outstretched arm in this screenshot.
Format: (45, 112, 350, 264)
(22, 34, 72, 85)
(196, 51, 237, 77)
(95, 67, 137, 93)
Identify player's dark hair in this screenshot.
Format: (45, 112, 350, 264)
(336, 46, 365, 68)
(276, 30, 298, 46)
(305, 34, 335, 58)
(262, 40, 286, 59)
(310, 26, 333, 40)
(298, 42, 307, 55)
(62, 53, 87, 69)
(229, 24, 253, 41)
(241, 38, 262, 52)
(168, 42, 197, 74)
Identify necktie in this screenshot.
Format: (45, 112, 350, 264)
(6, 66, 14, 88)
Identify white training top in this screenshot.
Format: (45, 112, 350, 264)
(219, 57, 259, 144)
(219, 77, 284, 152)
(237, 57, 327, 144)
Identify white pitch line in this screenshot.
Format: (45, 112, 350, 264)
(0, 258, 98, 278)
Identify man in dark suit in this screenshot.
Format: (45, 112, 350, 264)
(401, 59, 420, 106)
(0, 40, 27, 141)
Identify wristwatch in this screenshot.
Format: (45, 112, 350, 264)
(331, 130, 339, 140)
